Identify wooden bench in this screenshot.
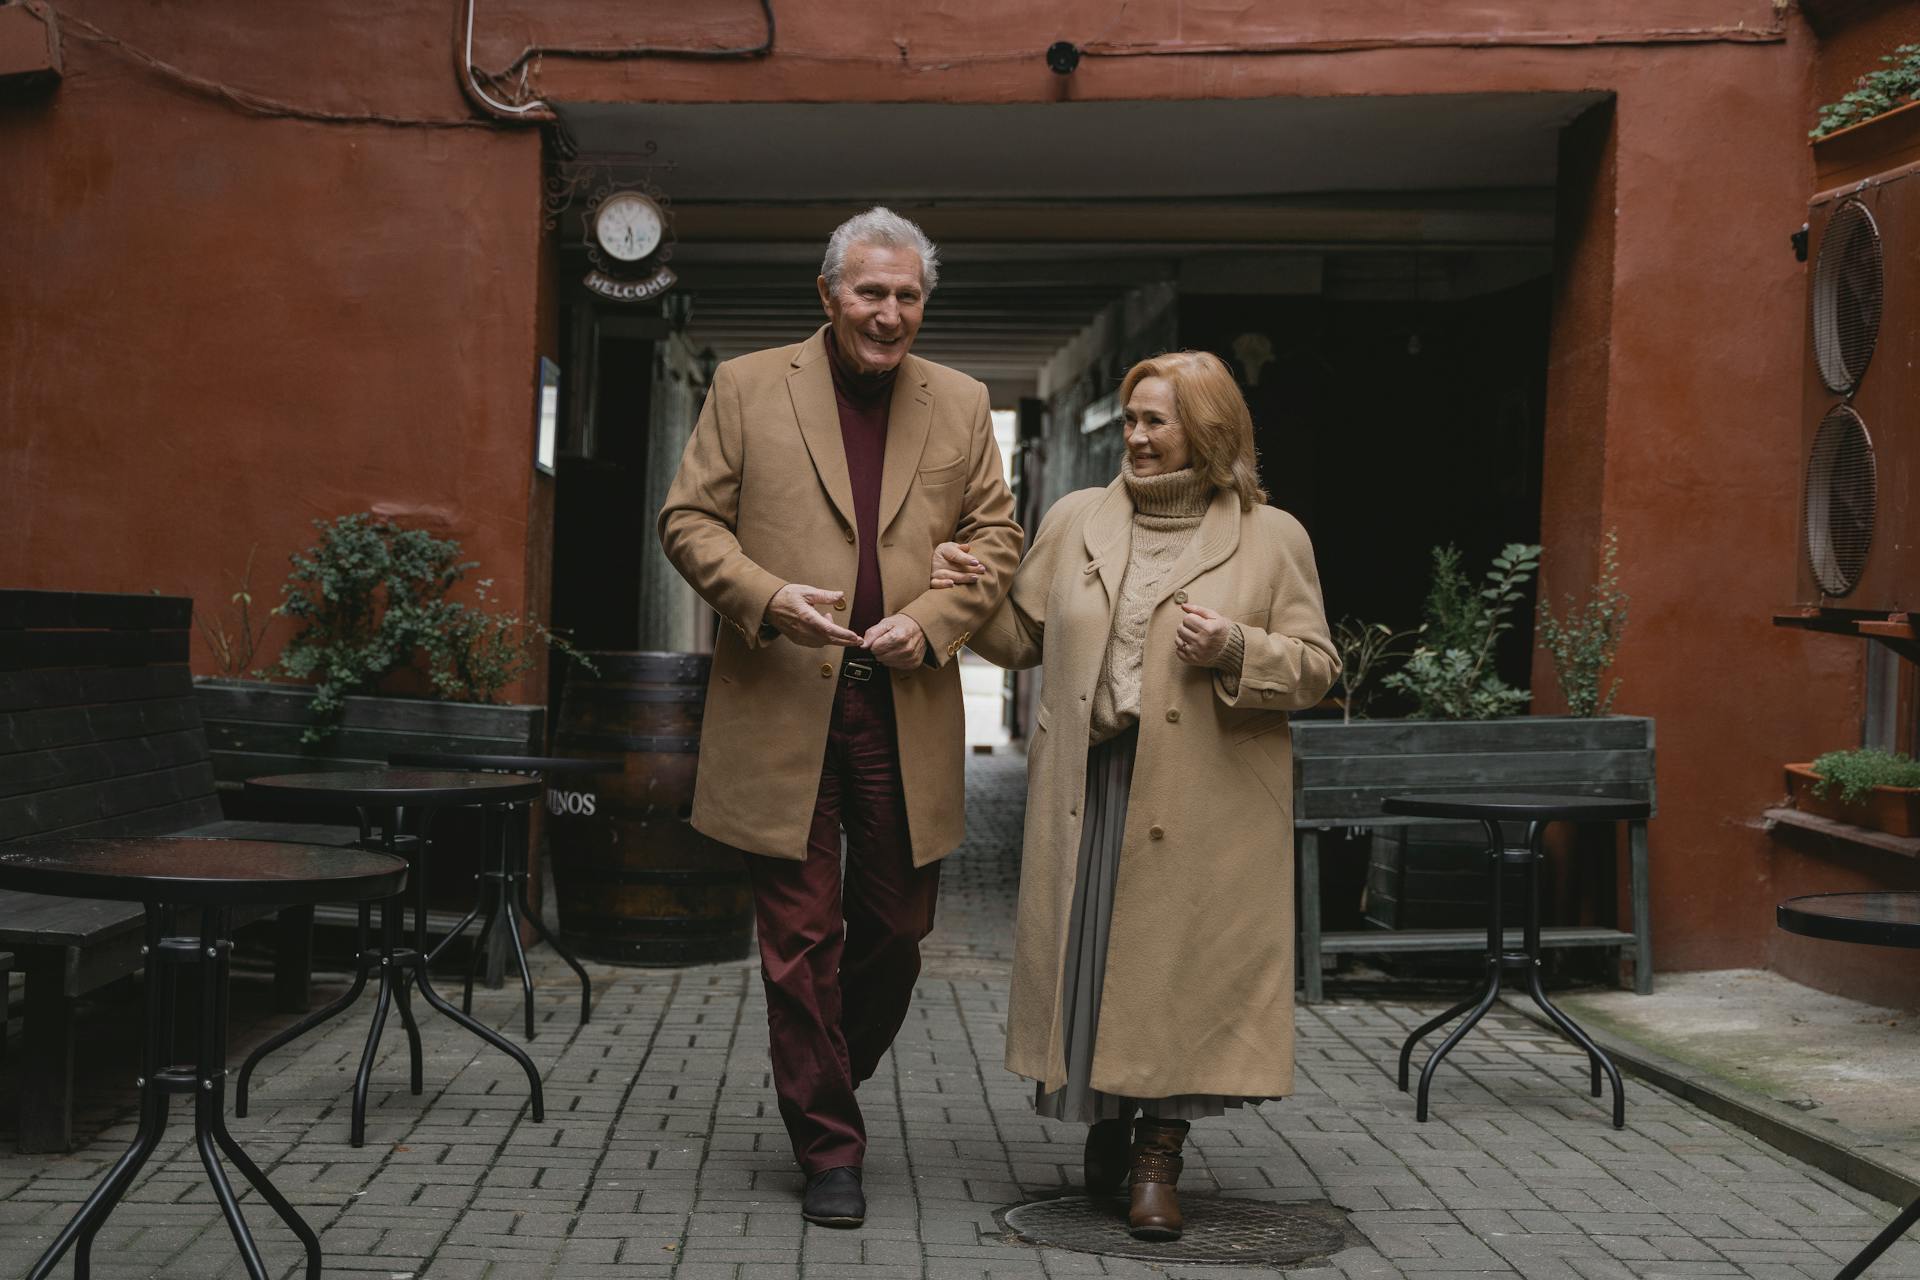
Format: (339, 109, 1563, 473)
(0, 588, 351, 1151)
(1293, 715, 1657, 1003)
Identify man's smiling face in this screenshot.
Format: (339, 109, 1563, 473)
(818, 242, 926, 375)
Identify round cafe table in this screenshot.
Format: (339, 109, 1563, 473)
(234, 770, 546, 1146)
(387, 751, 621, 1038)
(0, 837, 406, 1280)
(1777, 892, 1920, 1280)
(1381, 792, 1651, 1129)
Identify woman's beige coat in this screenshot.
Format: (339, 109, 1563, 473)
(972, 477, 1338, 1100)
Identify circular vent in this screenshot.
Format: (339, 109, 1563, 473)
(1803, 405, 1877, 597)
(1811, 199, 1883, 395)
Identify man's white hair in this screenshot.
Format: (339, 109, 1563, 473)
(821, 207, 940, 295)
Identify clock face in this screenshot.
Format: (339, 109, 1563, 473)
(594, 193, 663, 262)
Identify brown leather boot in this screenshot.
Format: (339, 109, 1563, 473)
(1127, 1116, 1190, 1240)
(1083, 1110, 1135, 1197)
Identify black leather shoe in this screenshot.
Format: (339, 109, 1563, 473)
(802, 1166, 866, 1227)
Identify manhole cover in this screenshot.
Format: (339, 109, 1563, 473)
(1000, 1194, 1356, 1265)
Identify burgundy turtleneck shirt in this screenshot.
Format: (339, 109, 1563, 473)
(825, 329, 896, 638)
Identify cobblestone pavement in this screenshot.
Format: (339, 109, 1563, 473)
(4, 753, 1918, 1278)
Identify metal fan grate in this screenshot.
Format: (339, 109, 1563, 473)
(1811, 199, 1883, 395)
(1803, 404, 1877, 597)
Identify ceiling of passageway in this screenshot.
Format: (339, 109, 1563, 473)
(556, 94, 1600, 393)
(557, 93, 1607, 199)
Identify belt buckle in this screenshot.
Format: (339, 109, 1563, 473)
(841, 658, 875, 683)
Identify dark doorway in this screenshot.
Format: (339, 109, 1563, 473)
(1179, 272, 1550, 693)
(550, 304, 660, 708)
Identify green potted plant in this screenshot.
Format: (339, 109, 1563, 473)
(196, 513, 589, 791)
(1786, 748, 1920, 838)
(1537, 528, 1629, 718)
(1810, 43, 1920, 140)
(1810, 43, 1920, 183)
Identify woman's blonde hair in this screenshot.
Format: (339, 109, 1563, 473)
(1119, 350, 1268, 510)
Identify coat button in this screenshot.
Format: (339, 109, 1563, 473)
(1149, 825, 1165, 840)
(1166, 709, 1180, 723)
(832, 599, 846, 611)
(1260, 689, 1274, 700)
(845, 530, 855, 543)
(1174, 590, 1189, 605)
(820, 663, 834, 678)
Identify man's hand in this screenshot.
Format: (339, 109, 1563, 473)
(930, 541, 986, 589)
(1174, 603, 1234, 666)
(767, 583, 863, 648)
(862, 614, 927, 670)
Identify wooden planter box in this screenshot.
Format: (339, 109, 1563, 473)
(1813, 98, 1920, 187)
(1293, 715, 1657, 1002)
(1785, 763, 1920, 838)
(194, 679, 545, 791)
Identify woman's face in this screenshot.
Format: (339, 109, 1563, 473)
(1123, 376, 1192, 476)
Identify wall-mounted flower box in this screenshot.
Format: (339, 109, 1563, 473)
(1814, 97, 1920, 187)
(1785, 762, 1920, 838)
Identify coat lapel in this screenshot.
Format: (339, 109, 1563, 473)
(786, 327, 856, 531)
(1080, 476, 1133, 600)
(1153, 486, 1243, 607)
(877, 356, 933, 534)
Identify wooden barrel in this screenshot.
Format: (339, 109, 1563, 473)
(549, 651, 753, 965)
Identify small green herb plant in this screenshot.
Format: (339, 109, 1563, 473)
(1382, 542, 1540, 720)
(1811, 43, 1920, 139)
(1536, 528, 1629, 718)
(1807, 748, 1920, 804)
(275, 513, 590, 741)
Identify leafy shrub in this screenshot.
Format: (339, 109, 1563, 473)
(1382, 543, 1539, 720)
(276, 513, 589, 740)
(1536, 529, 1629, 718)
(1812, 43, 1920, 139)
(1807, 748, 1920, 804)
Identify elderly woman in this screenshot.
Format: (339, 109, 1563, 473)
(932, 350, 1337, 1240)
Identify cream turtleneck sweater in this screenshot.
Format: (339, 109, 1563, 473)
(1089, 461, 1246, 744)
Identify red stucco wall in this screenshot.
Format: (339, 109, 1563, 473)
(0, 3, 547, 692)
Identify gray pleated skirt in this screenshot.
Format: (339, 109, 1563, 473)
(1032, 725, 1268, 1124)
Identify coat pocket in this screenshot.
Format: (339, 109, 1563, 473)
(918, 454, 968, 487)
(1230, 711, 1288, 744)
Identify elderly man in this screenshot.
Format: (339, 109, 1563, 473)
(658, 207, 1021, 1226)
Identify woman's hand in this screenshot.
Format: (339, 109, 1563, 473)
(1174, 603, 1233, 666)
(931, 541, 986, 589)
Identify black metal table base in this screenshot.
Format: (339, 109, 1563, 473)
(29, 906, 321, 1280)
(1833, 1193, 1920, 1279)
(1397, 818, 1626, 1129)
(235, 811, 545, 1147)
(426, 802, 592, 1041)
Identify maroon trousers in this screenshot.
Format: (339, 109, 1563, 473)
(746, 671, 941, 1174)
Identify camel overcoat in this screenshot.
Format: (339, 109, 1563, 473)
(971, 477, 1338, 1100)
(657, 327, 1022, 865)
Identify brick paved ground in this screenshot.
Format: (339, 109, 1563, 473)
(4, 752, 1918, 1278)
